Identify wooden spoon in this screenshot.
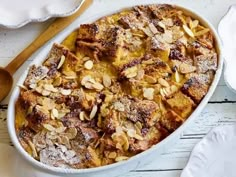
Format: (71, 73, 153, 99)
(0, 0, 93, 102)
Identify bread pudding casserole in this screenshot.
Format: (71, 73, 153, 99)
(15, 4, 218, 169)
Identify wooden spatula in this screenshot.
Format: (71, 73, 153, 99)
(0, 0, 93, 102)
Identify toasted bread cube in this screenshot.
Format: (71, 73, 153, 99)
(165, 91, 195, 118)
(20, 90, 38, 108)
(118, 11, 139, 29)
(77, 24, 100, 41)
(182, 77, 209, 103)
(143, 58, 172, 78)
(146, 37, 170, 62)
(43, 43, 68, 68)
(194, 53, 217, 73)
(43, 43, 80, 76)
(77, 27, 124, 62)
(160, 110, 184, 132)
(24, 65, 48, 88)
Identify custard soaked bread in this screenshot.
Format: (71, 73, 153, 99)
(16, 4, 218, 169)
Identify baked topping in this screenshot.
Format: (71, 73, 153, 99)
(15, 4, 218, 169)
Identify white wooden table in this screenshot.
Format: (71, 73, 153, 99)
(1, 0, 236, 176)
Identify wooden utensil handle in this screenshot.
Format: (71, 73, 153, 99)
(5, 0, 93, 75)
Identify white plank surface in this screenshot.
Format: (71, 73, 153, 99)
(1, 0, 236, 177)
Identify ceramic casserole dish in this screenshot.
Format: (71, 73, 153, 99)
(7, 4, 223, 177)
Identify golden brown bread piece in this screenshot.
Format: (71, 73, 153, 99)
(165, 91, 195, 118)
(160, 110, 184, 132)
(182, 76, 209, 103)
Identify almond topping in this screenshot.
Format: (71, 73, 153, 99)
(175, 70, 180, 83)
(79, 111, 85, 121)
(65, 127, 78, 139)
(90, 105, 98, 119)
(194, 28, 210, 37)
(190, 20, 199, 29)
(183, 25, 194, 38)
(44, 84, 58, 92)
(108, 152, 117, 159)
(92, 82, 104, 91)
(158, 78, 170, 87)
(57, 55, 66, 69)
(60, 88, 71, 96)
(143, 88, 155, 100)
(115, 156, 129, 162)
(42, 90, 50, 96)
(113, 102, 125, 112)
(84, 60, 94, 70)
(28, 140, 38, 158)
(51, 108, 58, 119)
(29, 84, 37, 89)
(102, 74, 112, 87)
(43, 124, 55, 132)
(123, 66, 138, 78)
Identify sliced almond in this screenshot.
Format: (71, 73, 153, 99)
(42, 90, 51, 96)
(92, 82, 104, 91)
(134, 133, 144, 140)
(170, 85, 178, 93)
(81, 75, 96, 88)
(142, 27, 153, 37)
(65, 127, 77, 139)
(175, 70, 180, 83)
(18, 85, 28, 90)
(51, 108, 58, 119)
(55, 126, 66, 133)
(44, 84, 58, 92)
(123, 66, 138, 78)
(136, 69, 145, 80)
(29, 83, 37, 89)
(183, 25, 194, 38)
(158, 78, 169, 87)
(43, 124, 55, 132)
(79, 111, 85, 121)
(113, 102, 125, 112)
(64, 75, 77, 80)
(84, 60, 94, 70)
(194, 28, 210, 37)
(190, 20, 199, 29)
(61, 135, 71, 148)
(57, 55, 66, 69)
(158, 21, 166, 29)
(28, 140, 38, 158)
(143, 88, 155, 100)
(145, 75, 157, 84)
(160, 88, 166, 97)
(108, 152, 117, 159)
(90, 105, 98, 119)
(148, 23, 158, 34)
(60, 88, 71, 96)
(115, 156, 129, 162)
(102, 74, 112, 87)
(127, 129, 136, 138)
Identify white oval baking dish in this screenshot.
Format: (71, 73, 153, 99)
(7, 4, 223, 177)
